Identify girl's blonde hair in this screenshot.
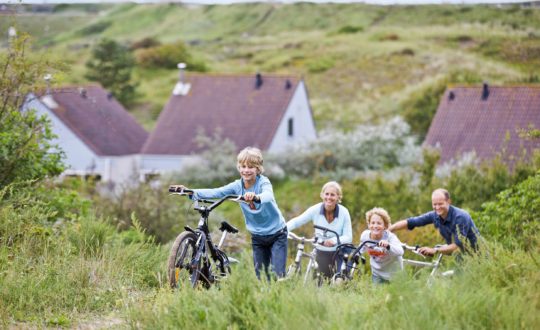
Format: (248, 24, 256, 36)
(365, 207, 391, 228)
(237, 147, 264, 174)
(320, 181, 343, 203)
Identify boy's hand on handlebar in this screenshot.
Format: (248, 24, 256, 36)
(243, 192, 259, 202)
(419, 246, 436, 256)
(378, 240, 389, 248)
(169, 185, 189, 193)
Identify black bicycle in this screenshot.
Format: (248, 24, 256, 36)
(167, 186, 244, 289)
(331, 240, 386, 284)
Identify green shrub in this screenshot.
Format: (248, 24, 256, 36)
(76, 20, 111, 36)
(474, 171, 540, 251)
(135, 41, 207, 71)
(337, 25, 363, 34)
(306, 57, 335, 73)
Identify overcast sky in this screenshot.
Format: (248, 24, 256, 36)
(4, 0, 534, 5)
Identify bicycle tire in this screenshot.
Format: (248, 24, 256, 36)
(168, 231, 198, 289)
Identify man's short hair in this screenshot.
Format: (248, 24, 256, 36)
(432, 188, 450, 201)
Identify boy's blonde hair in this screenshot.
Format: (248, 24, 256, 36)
(320, 181, 343, 203)
(237, 147, 264, 174)
(365, 207, 391, 228)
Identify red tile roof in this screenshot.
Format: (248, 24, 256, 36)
(44, 85, 148, 156)
(142, 73, 300, 155)
(424, 85, 540, 164)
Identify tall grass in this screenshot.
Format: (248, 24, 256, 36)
(127, 242, 539, 329)
(0, 184, 166, 327)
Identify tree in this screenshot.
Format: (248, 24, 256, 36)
(85, 38, 137, 105)
(0, 32, 65, 188)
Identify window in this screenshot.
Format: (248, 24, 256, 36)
(288, 118, 294, 137)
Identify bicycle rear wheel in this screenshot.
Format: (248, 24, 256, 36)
(168, 231, 198, 289)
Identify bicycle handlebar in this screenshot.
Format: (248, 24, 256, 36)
(168, 186, 255, 212)
(287, 231, 317, 244)
(313, 225, 341, 246)
(402, 243, 445, 258)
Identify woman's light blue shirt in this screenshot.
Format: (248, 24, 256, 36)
(192, 174, 286, 236)
(286, 203, 353, 251)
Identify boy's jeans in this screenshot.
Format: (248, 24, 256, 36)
(251, 227, 288, 280)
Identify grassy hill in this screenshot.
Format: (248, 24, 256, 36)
(3, 3, 539, 131)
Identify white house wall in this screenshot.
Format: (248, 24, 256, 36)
(268, 81, 317, 153)
(25, 95, 107, 173)
(140, 154, 196, 176)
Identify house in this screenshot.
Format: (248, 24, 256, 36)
(23, 85, 148, 184)
(140, 73, 317, 175)
(424, 84, 540, 164)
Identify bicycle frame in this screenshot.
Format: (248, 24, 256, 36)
(401, 243, 454, 286)
(168, 187, 243, 288)
(286, 225, 342, 285)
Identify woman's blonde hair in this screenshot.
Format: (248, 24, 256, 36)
(320, 181, 343, 203)
(365, 207, 391, 228)
(237, 147, 264, 174)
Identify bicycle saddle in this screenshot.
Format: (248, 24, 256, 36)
(219, 221, 239, 234)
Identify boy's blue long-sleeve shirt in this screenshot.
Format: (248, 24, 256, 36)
(192, 174, 286, 236)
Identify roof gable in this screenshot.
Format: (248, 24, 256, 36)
(42, 85, 148, 156)
(142, 74, 300, 155)
(424, 85, 540, 164)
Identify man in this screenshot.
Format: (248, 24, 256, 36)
(388, 188, 480, 256)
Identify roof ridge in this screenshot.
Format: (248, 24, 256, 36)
(186, 72, 301, 79)
(447, 84, 540, 89)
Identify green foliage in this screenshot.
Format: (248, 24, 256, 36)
(306, 57, 335, 73)
(76, 20, 112, 36)
(85, 38, 137, 105)
(336, 25, 364, 34)
(130, 36, 161, 50)
(135, 41, 207, 71)
(0, 33, 65, 188)
(474, 171, 540, 251)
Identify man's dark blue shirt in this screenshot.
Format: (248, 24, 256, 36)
(407, 205, 479, 251)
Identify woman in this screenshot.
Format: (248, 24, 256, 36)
(286, 181, 353, 278)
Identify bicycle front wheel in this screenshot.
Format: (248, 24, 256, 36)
(168, 231, 198, 289)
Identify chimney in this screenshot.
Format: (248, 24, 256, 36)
(481, 82, 489, 100)
(78, 87, 87, 98)
(107, 92, 114, 100)
(44, 73, 52, 95)
(172, 62, 191, 96)
(448, 91, 455, 101)
(177, 62, 186, 83)
(285, 79, 292, 90)
(255, 73, 263, 89)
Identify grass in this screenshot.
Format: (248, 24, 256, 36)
(125, 241, 539, 329)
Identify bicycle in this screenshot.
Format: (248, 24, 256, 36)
(167, 186, 246, 289)
(401, 243, 455, 286)
(331, 239, 382, 284)
(285, 225, 341, 286)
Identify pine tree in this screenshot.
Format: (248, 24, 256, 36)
(85, 38, 137, 105)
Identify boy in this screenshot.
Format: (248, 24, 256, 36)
(172, 147, 287, 280)
(360, 207, 403, 284)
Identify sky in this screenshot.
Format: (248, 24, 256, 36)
(3, 0, 535, 5)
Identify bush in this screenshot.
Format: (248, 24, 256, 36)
(0, 33, 65, 188)
(270, 117, 421, 179)
(135, 41, 207, 71)
(474, 171, 540, 251)
(130, 37, 161, 50)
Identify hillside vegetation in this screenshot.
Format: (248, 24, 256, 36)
(1, 3, 539, 328)
(3, 3, 539, 131)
